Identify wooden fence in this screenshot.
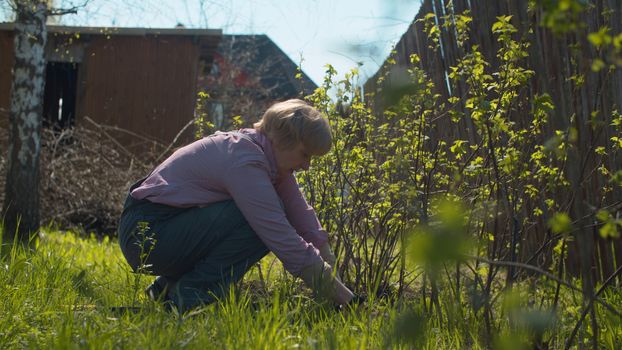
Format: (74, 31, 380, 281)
(365, 0, 622, 281)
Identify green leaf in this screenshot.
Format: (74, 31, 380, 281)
(599, 222, 620, 239)
(588, 27, 612, 48)
(548, 213, 573, 234)
(450, 140, 468, 155)
(596, 209, 611, 223)
(591, 58, 606, 72)
(424, 13, 436, 20)
(553, 238, 565, 255)
(448, 96, 460, 104)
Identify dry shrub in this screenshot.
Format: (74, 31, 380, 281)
(0, 124, 163, 236)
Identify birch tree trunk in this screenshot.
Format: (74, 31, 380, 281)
(2, 1, 48, 242)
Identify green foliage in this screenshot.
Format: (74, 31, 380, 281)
(493, 288, 558, 349)
(537, 0, 587, 34)
(194, 91, 215, 139)
(419, 12, 441, 50)
(588, 26, 613, 48)
(595, 210, 621, 239)
(408, 198, 473, 271)
(4, 0, 619, 347)
(361, 3, 621, 348)
(588, 25, 622, 69)
(548, 212, 573, 234)
(230, 115, 244, 129)
(301, 63, 439, 297)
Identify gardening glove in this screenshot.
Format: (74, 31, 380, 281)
(318, 243, 337, 267)
(318, 243, 343, 281)
(299, 261, 354, 306)
(335, 293, 367, 312)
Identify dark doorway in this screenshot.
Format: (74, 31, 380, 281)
(43, 62, 78, 130)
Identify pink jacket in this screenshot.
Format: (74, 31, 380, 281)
(130, 128, 327, 275)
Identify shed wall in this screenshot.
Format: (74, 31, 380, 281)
(79, 35, 199, 151)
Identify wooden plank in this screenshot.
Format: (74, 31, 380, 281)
(78, 35, 199, 152)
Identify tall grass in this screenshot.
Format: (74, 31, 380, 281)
(1, 228, 620, 349)
(0, 229, 388, 349)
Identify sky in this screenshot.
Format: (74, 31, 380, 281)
(1, 0, 422, 87)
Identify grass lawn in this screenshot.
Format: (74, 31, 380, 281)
(0, 229, 620, 349)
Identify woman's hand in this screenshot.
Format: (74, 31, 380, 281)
(318, 243, 337, 266)
(318, 243, 345, 283)
(300, 261, 354, 305)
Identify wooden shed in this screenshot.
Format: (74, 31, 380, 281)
(0, 24, 222, 152)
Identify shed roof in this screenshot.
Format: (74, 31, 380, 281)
(0, 23, 222, 62)
(0, 23, 221, 36)
(217, 34, 317, 98)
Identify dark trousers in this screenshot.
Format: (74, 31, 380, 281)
(118, 180, 269, 311)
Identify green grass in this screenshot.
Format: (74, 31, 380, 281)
(0, 229, 620, 349)
(0, 230, 396, 349)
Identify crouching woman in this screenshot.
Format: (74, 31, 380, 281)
(117, 99, 354, 312)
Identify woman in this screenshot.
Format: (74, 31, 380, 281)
(118, 99, 354, 312)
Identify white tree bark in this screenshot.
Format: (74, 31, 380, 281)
(2, 1, 47, 241)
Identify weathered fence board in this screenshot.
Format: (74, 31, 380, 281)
(365, 0, 622, 281)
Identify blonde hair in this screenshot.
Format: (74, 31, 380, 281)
(254, 99, 332, 155)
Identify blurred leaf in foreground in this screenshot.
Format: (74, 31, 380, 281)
(495, 288, 557, 350)
(408, 197, 473, 272)
(548, 212, 574, 234)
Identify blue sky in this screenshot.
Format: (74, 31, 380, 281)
(2, 0, 421, 87)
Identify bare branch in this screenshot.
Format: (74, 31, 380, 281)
(468, 255, 622, 319)
(155, 118, 196, 163)
(47, 0, 90, 16)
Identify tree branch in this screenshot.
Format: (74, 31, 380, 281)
(47, 0, 91, 16)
